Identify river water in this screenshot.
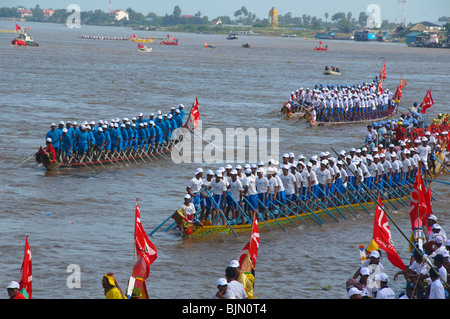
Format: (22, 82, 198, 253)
(0, 21, 449, 300)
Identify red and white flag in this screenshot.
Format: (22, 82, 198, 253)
(377, 74, 383, 95)
(134, 199, 158, 277)
(392, 84, 402, 103)
(183, 97, 200, 130)
(19, 236, 32, 299)
(409, 166, 431, 230)
(381, 60, 386, 79)
(420, 88, 434, 114)
(373, 198, 406, 271)
(238, 214, 260, 269)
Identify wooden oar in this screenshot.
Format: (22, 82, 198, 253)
(205, 189, 238, 237)
(286, 197, 324, 225)
(316, 185, 348, 219)
(309, 192, 340, 222)
(149, 214, 173, 237)
(242, 196, 272, 231)
(274, 199, 311, 227)
(257, 198, 286, 232)
(14, 154, 36, 168)
(273, 199, 309, 227)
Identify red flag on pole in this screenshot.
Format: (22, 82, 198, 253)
(420, 88, 434, 114)
(238, 214, 260, 270)
(381, 60, 386, 79)
(373, 197, 406, 271)
(183, 97, 200, 130)
(19, 236, 32, 299)
(392, 84, 402, 103)
(135, 199, 158, 273)
(400, 76, 407, 88)
(409, 165, 431, 230)
(15, 23, 21, 31)
(377, 74, 383, 95)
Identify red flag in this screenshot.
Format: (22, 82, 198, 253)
(238, 214, 260, 270)
(392, 84, 402, 103)
(134, 199, 157, 277)
(409, 166, 431, 229)
(19, 236, 32, 299)
(420, 88, 434, 114)
(183, 97, 200, 130)
(400, 76, 407, 88)
(138, 42, 144, 49)
(373, 198, 406, 271)
(381, 60, 386, 79)
(15, 24, 21, 31)
(378, 74, 383, 95)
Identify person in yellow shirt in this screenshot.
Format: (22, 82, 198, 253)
(102, 273, 126, 299)
(229, 260, 254, 299)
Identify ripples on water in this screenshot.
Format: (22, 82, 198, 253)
(0, 21, 449, 299)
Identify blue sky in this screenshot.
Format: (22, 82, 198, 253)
(7, 0, 448, 24)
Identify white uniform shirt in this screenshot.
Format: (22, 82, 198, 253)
(227, 280, 247, 299)
(279, 172, 297, 195)
(187, 177, 203, 194)
(255, 176, 269, 194)
(229, 179, 243, 201)
(211, 178, 227, 196)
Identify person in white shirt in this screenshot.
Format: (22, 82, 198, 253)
(428, 266, 446, 299)
(243, 169, 258, 220)
(181, 194, 203, 227)
(279, 165, 298, 203)
(267, 167, 279, 210)
(214, 278, 236, 299)
(316, 160, 331, 198)
(417, 137, 432, 178)
(225, 267, 247, 299)
(209, 170, 227, 225)
(186, 168, 204, 210)
(255, 168, 270, 218)
(228, 170, 243, 223)
(375, 273, 396, 299)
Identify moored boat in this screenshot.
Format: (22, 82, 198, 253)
(242, 43, 250, 48)
(227, 32, 238, 40)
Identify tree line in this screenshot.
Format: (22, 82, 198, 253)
(1, 5, 446, 32)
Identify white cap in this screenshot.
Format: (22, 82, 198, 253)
(378, 273, 389, 282)
(7, 281, 20, 289)
(217, 278, 228, 286)
(206, 170, 214, 175)
(360, 267, 370, 276)
(369, 250, 380, 258)
(348, 287, 362, 297)
(46, 138, 52, 142)
(195, 168, 203, 174)
(184, 194, 191, 199)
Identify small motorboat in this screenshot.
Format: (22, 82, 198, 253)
(12, 32, 38, 46)
(138, 43, 152, 52)
(242, 43, 250, 48)
(227, 32, 238, 40)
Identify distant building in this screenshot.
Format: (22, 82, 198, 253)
(18, 8, 32, 18)
(211, 19, 222, 26)
(43, 9, 55, 19)
(110, 10, 129, 21)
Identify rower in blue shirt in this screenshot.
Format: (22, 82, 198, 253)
(119, 124, 128, 151)
(137, 123, 147, 149)
(179, 104, 185, 119)
(174, 109, 183, 127)
(61, 128, 73, 163)
(109, 124, 119, 152)
(77, 126, 90, 159)
(103, 125, 111, 152)
(94, 128, 106, 156)
(46, 123, 61, 157)
(148, 121, 156, 148)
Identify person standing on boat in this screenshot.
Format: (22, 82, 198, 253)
(76, 125, 90, 162)
(225, 266, 247, 299)
(229, 260, 254, 299)
(46, 123, 61, 160)
(228, 170, 244, 224)
(61, 128, 73, 163)
(178, 104, 185, 119)
(102, 273, 125, 299)
(417, 137, 432, 178)
(209, 170, 227, 225)
(187, 168, 204, 211)
(94, 127, 106, 160)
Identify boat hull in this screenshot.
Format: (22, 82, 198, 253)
(180, 194, 410, 239)
(324, 70, 340, 75)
